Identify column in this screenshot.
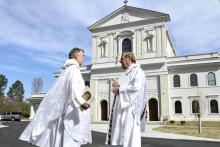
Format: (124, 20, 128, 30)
(108, 33, 114, 61)
(90, 79, 98, 121)
(92, 36, 97, 63)
(159, 75, 170, 121)
(140, 29, 145, 56)
(29, 105, 35, 119)
(135, 29, 142, 57)
(161, 25, 166, 56)
(113, 35, 117, 58)
(132, 34, 136, 54)
(96, 37, 101, 62)
(155, 26, 162, 56)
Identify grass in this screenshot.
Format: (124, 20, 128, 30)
(153, 121, 220, 140)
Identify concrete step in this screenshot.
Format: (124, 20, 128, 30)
(146, 121, 162, 125)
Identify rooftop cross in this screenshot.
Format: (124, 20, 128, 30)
(124, 0, 128, 6)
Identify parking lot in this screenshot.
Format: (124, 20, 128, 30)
(0, 121, 220, 147)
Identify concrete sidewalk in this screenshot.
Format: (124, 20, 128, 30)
(91, 123, 220, 142)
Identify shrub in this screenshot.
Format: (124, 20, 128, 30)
(180, 120, 186, 125)
(170, 120, 175, 125)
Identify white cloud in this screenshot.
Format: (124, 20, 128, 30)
(1, 65, 40, 74)
(0, 0, 220, 63)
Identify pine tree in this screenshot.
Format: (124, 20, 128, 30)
(7, 80, 25, 102)
(0, 74, 8, 97)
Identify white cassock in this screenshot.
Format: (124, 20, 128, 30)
(19, 59, 92, 147)
(106, 63, 147, 147)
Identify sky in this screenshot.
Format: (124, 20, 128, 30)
(0, 0, 220, 100)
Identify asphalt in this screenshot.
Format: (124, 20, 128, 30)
(0, 121, 220, 147)
(91, 123, 220, 142)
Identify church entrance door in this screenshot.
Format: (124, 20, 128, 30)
(148, 98, 159, 121)
(101, 100, 108, 121)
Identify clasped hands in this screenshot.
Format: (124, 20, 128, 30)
(81, 102, 90, 110)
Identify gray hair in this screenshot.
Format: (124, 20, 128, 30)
(69, 47, 84, 59)
(121, 52, 136, 63)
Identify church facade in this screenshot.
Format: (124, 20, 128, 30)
(29, 5, 220, 122)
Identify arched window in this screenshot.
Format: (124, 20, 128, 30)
(85, 81, 90, 87)
(190, 74, 198, 86)
(122, 38, 132, 53)
(173, 75, 180, 87)
(192, 100, 199, 113)
(175, 101, 182, 114)
(210, 99, 219, 113)
(208, 72, 216, 86)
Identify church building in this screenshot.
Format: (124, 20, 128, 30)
(29, 4, 220, 122)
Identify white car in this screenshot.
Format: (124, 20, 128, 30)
(0, 115, 4, 121)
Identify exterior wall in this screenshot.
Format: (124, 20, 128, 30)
(169, 68, 220, 121)
(159, 74, 171, 121)
(146, 76, 160, 121)
(28, 93, 45, 119)
(91, 22, 175, 65)
(28, 6, 220, 123)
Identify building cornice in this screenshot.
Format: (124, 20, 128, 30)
(89, 17, 169, 33)
(88, 5, 170, 31)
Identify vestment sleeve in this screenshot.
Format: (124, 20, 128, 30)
(119, 69, 142, 108)
(70, 67, 86, 108)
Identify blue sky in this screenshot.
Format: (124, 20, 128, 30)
(0, 0, 220, 100)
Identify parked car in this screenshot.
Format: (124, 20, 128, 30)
(1, 112, 22, 121)
(0, 115, 4, 121)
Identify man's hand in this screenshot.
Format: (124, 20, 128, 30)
(81, 102, 91, 110)
(112, 80, 119, 95)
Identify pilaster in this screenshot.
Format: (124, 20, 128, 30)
(159, 75, 170, 120)
(90, 79, 98, 121)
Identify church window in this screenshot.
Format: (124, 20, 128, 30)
(173, 75, 180, 87)
(190, 74, 198, 86)
(175, 101, 182, 114)
(208, 72, 216, 86)
(85, 81, 90, 87)
(122, 38, 132, 53)
(192, 100, 199, 113)
(210, 99, 219, 113)
(101, 43, 106, 57)
(99, 39, 107, 57)
(147, 34, 154, 52)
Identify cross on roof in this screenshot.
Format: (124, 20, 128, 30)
(124, 0, 128, 6)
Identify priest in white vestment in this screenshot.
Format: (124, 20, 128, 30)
(19, 48, 92, 147)
(106, 52, 147, 147)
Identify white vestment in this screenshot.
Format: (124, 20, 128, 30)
(19, 59, 92, 147)
(106, 64, 147, 147)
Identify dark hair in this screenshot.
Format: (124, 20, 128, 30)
(69, 47, 84, 59)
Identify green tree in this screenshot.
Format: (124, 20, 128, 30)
(7, 80, 25, 102)
(0, 74, 8, 97)
(1, 100, 21, 112)
(21, 101, 30, 118)
(0, 96, 4, 113)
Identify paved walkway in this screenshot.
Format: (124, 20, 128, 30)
(0, 124, 8, 128)
(2, 120, 219, 142)
(91, 123, 220, 142)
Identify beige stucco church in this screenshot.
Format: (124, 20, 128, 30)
(29, 4, 220, 122)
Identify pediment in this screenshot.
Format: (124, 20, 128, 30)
(88, 5, 170, 31)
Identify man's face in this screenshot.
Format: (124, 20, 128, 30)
(120, 55, 130, 70)
(76, 51, 84, 65)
